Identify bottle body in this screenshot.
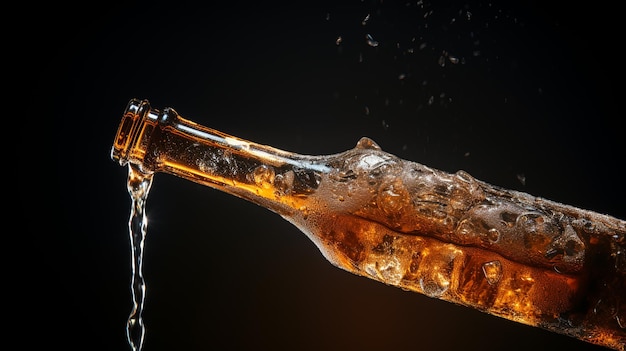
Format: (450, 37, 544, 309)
(112, 99, 625, 350)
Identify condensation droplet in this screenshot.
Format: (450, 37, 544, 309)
(378, 181, 405, 215)
(355, 137, 381, 150)
(486, 228, 500, 242)
(482, 260, 503, 285)
(551, 224, 585, 270)
(455, 219, 475, 241)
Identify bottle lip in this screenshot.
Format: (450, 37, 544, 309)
(110, 98, 151, 166)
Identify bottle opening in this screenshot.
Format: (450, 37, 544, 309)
(111, 99, 151, 166)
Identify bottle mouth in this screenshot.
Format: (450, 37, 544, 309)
(110, 98, 152, 166)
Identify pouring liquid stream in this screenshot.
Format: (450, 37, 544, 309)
(125, 163, 153, 351)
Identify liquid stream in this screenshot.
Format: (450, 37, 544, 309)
(125, 164, 153, 351)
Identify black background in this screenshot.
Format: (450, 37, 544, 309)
(28, 1, 623, 350)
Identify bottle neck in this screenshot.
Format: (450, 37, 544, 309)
(111, 99, 331, 214)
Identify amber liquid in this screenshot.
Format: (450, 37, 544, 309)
(113, 99, 625, 350)
(272, 139, 625, 350)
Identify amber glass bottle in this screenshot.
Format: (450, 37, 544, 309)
(112, 98, 625, 350)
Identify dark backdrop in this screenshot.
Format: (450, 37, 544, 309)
(28, 1, 623, 350)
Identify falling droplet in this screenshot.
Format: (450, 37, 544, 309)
(366, 34, 379, 47)
(382, 120, 389, 130)
(482, 260, 503, 285)
(362, 13, 370, 25)
(335, 36, 343, 45)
